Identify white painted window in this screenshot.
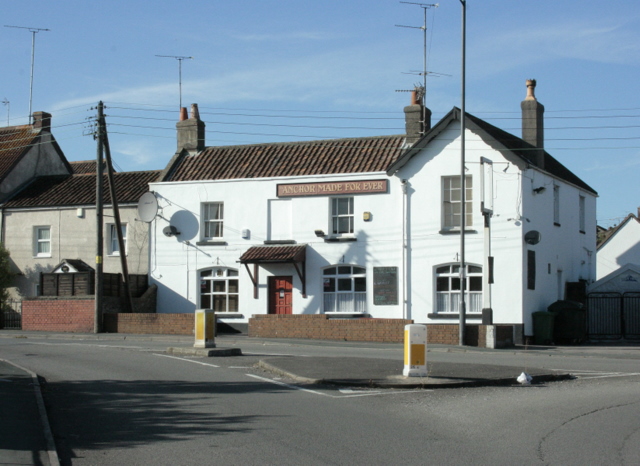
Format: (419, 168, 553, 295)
(203, 202, 224, 239)
(268, 199, 292, 241)
(435, 264, 482, 313)
(323, 265, 366, 313)
(553, 184, 560, 225)
(443, 176, 473, 230)
(34, 226, 51, 257)
(331, 197, 354, 235)
(199, 268, 239, 312)
(579, 195, 585, 233)
(108, 223, 127, 256)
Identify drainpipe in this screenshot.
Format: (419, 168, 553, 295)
(402, 179, 409, 320)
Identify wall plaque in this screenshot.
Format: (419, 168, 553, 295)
(373, 266, 398, 305)
(277, 179, 388, 197)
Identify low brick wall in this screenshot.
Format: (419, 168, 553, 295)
(22, 297, 95, 333)
(249, 315, 515, 347)
(103, 313, 194, 335)
(249, 314, 412, 342)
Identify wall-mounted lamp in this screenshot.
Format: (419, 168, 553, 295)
(363, 211, 372, 221)
(533, 186, 546, 194)
(314, 229, 325, 237)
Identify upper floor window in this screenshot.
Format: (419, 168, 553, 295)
(203, 202, 224, 239)
(435, 263, 482, 314)
(553, 184, 560, 226)
(323, 265, 366, 313)
(331, 197, 354, 235)
(108, 223, 127, 256)
(34, 226, 51, 257)
(199, 268, 239, 312)
(443, 176, 472, 230)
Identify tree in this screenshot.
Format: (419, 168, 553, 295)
(0, 243, 14, 303)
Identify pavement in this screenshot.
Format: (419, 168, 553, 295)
(1, 330, 639, 465)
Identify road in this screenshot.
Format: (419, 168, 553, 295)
(1, 334, 639, 465)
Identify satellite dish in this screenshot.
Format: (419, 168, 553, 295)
(137, 192, 158, 223)
(163, 225, 180, 237)
(524, 230, 541, 245)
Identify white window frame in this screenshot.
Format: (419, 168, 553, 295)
(442, 175, 473, 230)
(202, 202, 224, 239)
(330, 197, 354, 236)
(323, 265, 366, 313)
(34, 226, 51, 257)
(107, 223, 127, 256)
(435, 263, 483, 314)
(199, 268, 239, 313)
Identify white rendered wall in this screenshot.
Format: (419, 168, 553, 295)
(597, 219, 640, 280)
(149, 173, 405, 321)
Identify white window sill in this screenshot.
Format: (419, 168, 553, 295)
(324, 236, 357, 243)
(214, 313, 243, 318)
(196, 240, 227, 246)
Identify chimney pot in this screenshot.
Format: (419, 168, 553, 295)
(190, 103, 200, 120)
(525, 79, 537, 101)
(179, 107, 188, 121)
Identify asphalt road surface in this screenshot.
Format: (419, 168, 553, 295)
(1, 335, 639, 465)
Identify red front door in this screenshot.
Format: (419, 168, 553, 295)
(269, 276, 293, 315)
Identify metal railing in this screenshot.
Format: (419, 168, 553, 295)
(1, 300, 22, 329)
(587, 292, 640, 340)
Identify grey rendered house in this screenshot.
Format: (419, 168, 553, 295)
(2, 169, 160, 298)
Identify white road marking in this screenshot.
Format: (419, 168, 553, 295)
(560, 370, 640, 380)
(27, 341, 146, 350)
(246, 374, 427, 398)
(153, 353, 219, 368)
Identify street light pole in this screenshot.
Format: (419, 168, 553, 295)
(458, 0, 467, 346)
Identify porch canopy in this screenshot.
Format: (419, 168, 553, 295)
(239, 244, 307, 298)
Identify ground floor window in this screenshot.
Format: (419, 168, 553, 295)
(200, 268, 239, 312)
(435, 264, 482, 313)
(323, 265, 366, 312)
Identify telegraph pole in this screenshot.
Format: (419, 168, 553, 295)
(4, 25, 50, 124)
(102, 119, 134, 314)
(95, 102, 105, 333)
(156, 55, 193, 108)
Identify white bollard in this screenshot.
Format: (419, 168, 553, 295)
(403, 324, 428, 377)
(194, 309, 216, 348)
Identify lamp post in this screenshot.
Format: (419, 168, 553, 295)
(458, 0, 467, 346)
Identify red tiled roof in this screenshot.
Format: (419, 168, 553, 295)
(70, 160, 100, 174)
(0, 125, 39, 181)
(166, 136, 405, 182)
(239, 245, 307, 263)
(3, 170, 161, 208)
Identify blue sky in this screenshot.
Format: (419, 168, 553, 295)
(2, 0, 639, 227)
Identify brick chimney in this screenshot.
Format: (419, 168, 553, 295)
(404, 88, 431, 146)
(521, 79, 545, 169)
(177, 103, 205, 155)
(32, 111, 52, 132)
